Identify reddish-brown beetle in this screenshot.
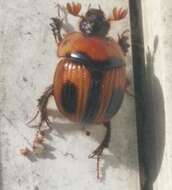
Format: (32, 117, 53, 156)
(25, 2, 130, 179)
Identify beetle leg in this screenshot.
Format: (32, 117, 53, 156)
(27, 85, 53, 129)
(88, 121, 111, 179)
(125, 78, 135, 97)
(118, 29, 130, 56)
(50, 17, 63, 43)
(88, 121, 111, 159)
(37, 85, 53, 129)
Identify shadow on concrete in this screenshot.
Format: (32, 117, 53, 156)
(0, 147, 3, 189)
(0, 118, 3, 190)
(140, 36, 165, 190)
(27, 101, 139, 179)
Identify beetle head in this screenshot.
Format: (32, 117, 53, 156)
(79, 8, 110, 37)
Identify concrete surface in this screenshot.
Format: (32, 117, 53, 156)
(141, 0, 172, 189)
(0, 0, 139, 190)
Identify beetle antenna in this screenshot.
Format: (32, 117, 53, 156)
(107, 7, 127, 22)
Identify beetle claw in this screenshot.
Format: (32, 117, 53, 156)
(26, 110, 39, 125)
(88, 146, 104, 159)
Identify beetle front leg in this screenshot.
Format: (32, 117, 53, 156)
(50, 17, 63, 44)
(118, 29, 130, 55)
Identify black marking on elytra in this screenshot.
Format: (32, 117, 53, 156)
(82, 70, 103, 123)
(106, 88, 124, 119)
(67, 52, 125, 71)
(61, 81, 78, 113)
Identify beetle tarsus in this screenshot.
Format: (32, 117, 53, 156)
(89, 146, 104, 159)
(118, 29, 130, 55)
(88, 121, 111, 158)
(50, 17, 63, 43)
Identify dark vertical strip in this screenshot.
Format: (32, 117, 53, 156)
(129, 1, 148, 190)
(61, 81, 78, 113)
(82, 70, 103, 123)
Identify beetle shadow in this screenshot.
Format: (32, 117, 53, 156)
(0, 111, 3, 189)
(138, 36, 165, 190)
(26, 109, 83, 162)
(0, 137, 3, 190)
(25, 142, 57, 162)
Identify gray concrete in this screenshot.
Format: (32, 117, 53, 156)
(0, 0, 139, 189)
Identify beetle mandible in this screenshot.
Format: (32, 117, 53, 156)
(26, 2, 130, 178)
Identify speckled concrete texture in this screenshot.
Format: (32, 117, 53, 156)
(0, 0, 139, 190)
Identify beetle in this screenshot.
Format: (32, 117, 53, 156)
(26, 2, 130, 178)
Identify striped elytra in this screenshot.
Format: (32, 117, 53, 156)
(53, 58, 126, 124)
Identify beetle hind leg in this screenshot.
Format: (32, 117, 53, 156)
(89, 121, 111, 159)
(88, 121, 111, 179)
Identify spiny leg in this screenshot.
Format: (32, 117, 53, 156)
(27, 85, 53, 130)
(37, 85, 53, 129)
(89, 121, 111, 158)
(22, 85, 53, 156)
(50, 2, 82, 44)
(89, 121, 111, 179)
(118, 29, 130, 55)
(50, 17, 63, 43)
